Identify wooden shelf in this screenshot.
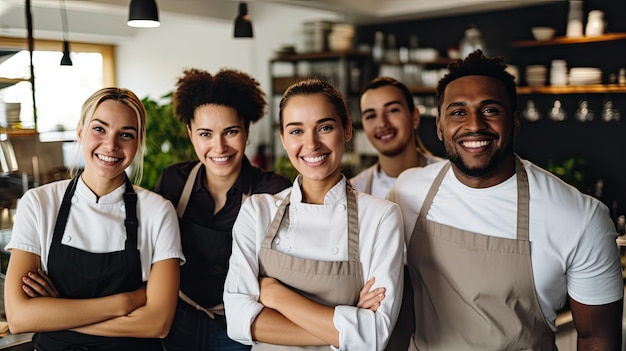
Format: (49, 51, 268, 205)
(409, 86, 437, 94)
(0, 128, 37, 137)
(0, 78, 28, 90)
(379, 57, 452, 67)
(271, 51, 371, 63)
(511, 32, 626, 48)
(517, 84, 626, 95)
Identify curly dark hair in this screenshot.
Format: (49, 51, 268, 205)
(436, 50, 518, 116)
(173, 68, 267, 130)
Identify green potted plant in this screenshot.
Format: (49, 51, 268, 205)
(141, 93, 195, 190)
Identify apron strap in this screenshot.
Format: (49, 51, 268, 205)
(515, 156, 530, 241)
(261, 178, 360, 261)
(176, 162, 202, 217)
(261, 192, 290, 249)
(178, 290, 224, 319)
(123, 176, 138, 251)
(345, 183, 360, 262)
(364, 163, 377, 195)
(50, 173, 82, 251)
(420, 158, 530, 241)
(419, 161, 450, 219)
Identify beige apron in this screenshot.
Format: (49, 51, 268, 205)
(253, 183, 364, 351)
(408, 158, 555, 351)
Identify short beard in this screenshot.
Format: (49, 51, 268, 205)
(444, 130, 515, 179)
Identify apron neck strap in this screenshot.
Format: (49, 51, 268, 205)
(419, 157, 530, 241)
(262, 179, 360, 261)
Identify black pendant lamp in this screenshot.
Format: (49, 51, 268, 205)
(128, 0, 160, 28)
(59, 0, 72, 66)
(233, 2, 253, 38)
(60, 40, 72, 66)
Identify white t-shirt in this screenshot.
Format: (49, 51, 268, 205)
(387, 159, 623, 331)
(7, 178, 185, 281)
(224, 176, 404, 350)
(350, 152, 443, 198)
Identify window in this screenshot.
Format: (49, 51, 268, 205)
(0, 37, 115, 139)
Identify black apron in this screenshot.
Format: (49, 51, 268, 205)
(32, 175, 163, 351)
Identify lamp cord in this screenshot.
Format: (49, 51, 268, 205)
(60, 0, 69, 41)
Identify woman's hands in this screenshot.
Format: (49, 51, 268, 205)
(258, 277, 282, 309)
(21, 268, 59, 298)
(259, 276, 385, 312)
(21, 268, 147, 314)
(357, 277, 385, 312)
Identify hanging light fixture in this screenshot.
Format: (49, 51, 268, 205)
(128, 0, 160, 28)
(233, 2, 253, 38)
(59, 0, 72, 66)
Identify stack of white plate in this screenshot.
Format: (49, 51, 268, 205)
(569, 67, 602, 85)
(525, 65, 547, 86)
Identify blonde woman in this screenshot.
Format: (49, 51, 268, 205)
(5, 87, 184, 350)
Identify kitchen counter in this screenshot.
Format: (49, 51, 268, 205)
(0, 334, 32, 350)
(0, 274, 32, 350)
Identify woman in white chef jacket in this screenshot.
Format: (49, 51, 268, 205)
(223, 78, 404, 351)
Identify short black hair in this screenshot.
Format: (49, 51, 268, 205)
(436, 50, 518, 115)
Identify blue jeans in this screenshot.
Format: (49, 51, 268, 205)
(164, 299, 250, 351)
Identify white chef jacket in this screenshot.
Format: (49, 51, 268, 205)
(224, 176, 404, 350)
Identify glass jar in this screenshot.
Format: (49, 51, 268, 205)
(585, 10, 605, 37)
(459, 26, 487, 58)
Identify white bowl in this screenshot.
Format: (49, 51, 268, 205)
(531, 27, 556, 41)
(412, 48, 439, 62)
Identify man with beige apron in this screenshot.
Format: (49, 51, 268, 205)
(407, 159, 554, 350)
(389, 50, 623, 351)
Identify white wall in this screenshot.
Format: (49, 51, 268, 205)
(115, 2, 345, 155)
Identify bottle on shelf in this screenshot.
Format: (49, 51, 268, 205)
(408, 34, 420, 63)
(601, 100, 621, 122)
(548, 99, 567, 121)
(384, 33, 400, 64)
(574, 100, 594, 122)
(522, 100, 542, 122)
(566, 0, 584, 38)
(372, 31, 384, 63)
(459, 25, 487, 58)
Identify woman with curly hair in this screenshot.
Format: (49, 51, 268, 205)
(155, 68, 291, 351)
